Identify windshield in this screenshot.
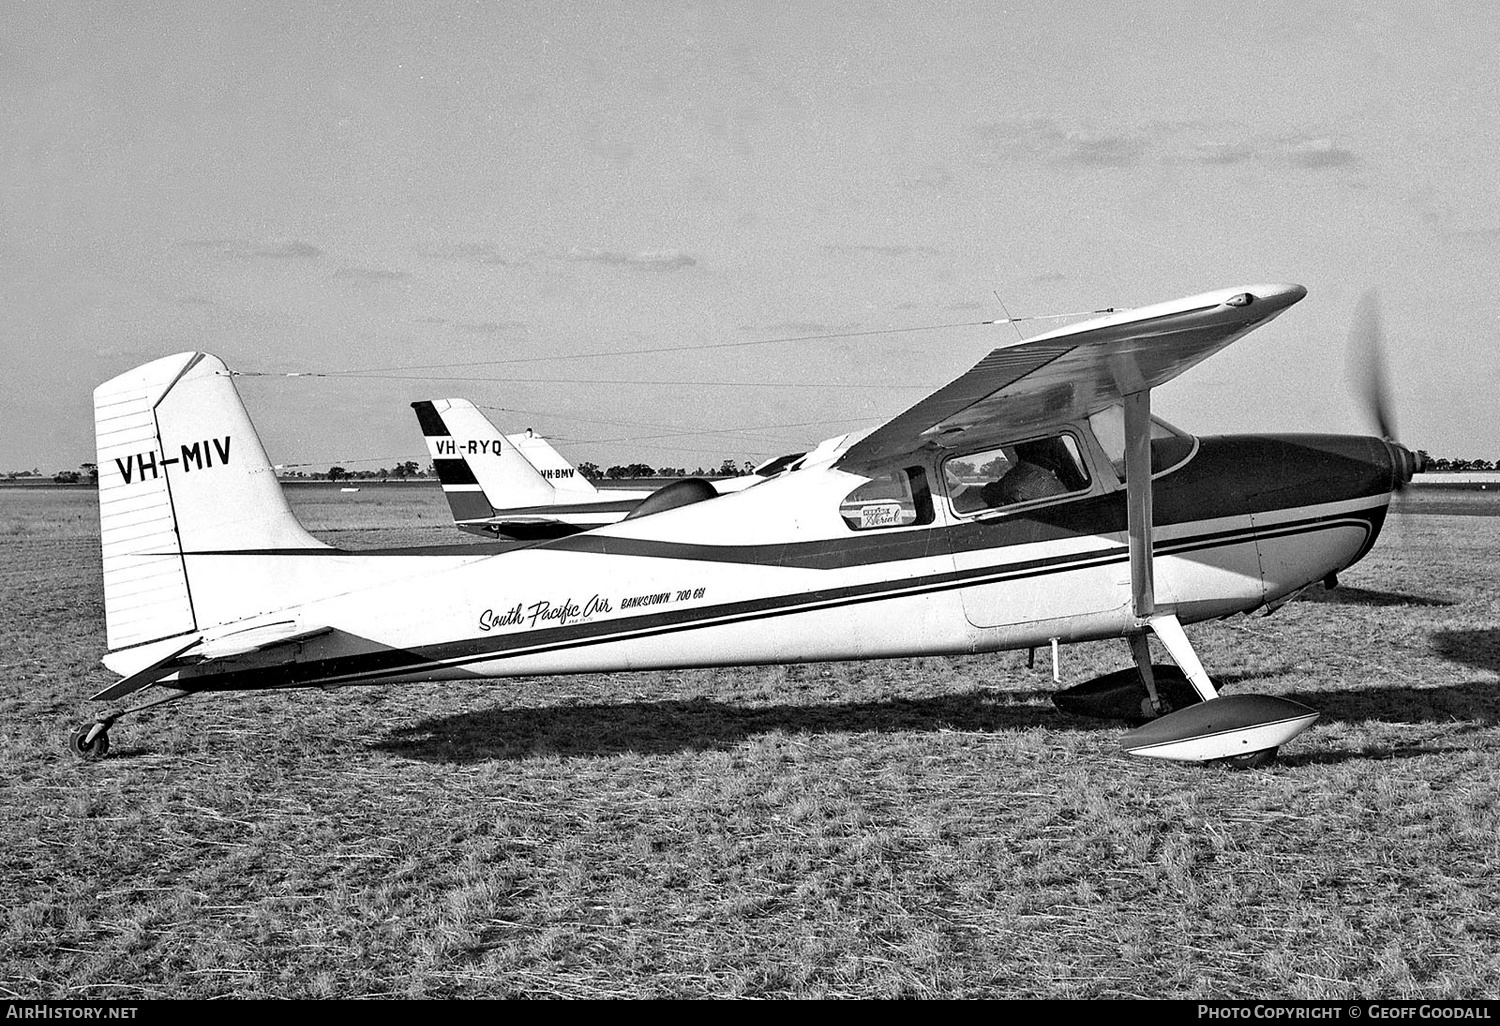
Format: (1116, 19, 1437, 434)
(1086, 404, 1197, 481)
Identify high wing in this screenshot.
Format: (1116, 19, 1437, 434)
(835, 283, 1306, 471)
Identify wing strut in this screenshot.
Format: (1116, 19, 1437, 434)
(1123, 389, 1219, 708)
(1123, 391, 1155, 620)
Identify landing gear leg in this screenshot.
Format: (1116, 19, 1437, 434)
(1128, 632, 1164, 718)
(1149, 614, 1276, 766)
(67, 686, 192, 762)
(1145, 613, 1220, 703)
(1120, 615, 1310, 766)
(1148, 615, 1278, 766)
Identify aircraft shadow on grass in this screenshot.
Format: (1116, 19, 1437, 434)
(377, 690, 1068, 763)
(1295, 586, 1454, 608)
(1284, 683, 1500, 728)
(376, 668, 1303, 764)
(1431, 628, 1500, 676)
(1272, 742, 1472, 767)
(375, 667, 1500, 764)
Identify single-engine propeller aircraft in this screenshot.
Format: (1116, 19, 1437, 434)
(75, 283, 1418, 766)
(412, 398, 794, 539)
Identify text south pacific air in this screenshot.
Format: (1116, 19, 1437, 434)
(478, 587, 707, 632)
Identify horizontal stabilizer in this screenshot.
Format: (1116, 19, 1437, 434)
(92, 638, 201, 702)
(92, 622, 332, 701)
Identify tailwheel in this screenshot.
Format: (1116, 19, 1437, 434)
(68, 724, 111, 762)
(66, 686, 191, 762)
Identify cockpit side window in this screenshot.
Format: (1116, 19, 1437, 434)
(944, 433, 1090, 516)
(840, 466, 934, 531)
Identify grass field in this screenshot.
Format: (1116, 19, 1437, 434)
(2, 484, 1498, 998)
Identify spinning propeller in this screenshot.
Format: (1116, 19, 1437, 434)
(1348, 289, 1421, 489)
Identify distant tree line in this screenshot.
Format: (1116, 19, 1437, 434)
(1416, 451, 1500, 472)
(320, 461, 424, 482)
(576, 458, 757, 481)
(4, 463, 97, 484)
(10, 456, 761, 485)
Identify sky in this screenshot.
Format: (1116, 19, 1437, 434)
(3, 1, 1498, 474)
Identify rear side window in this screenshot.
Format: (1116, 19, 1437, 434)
(840, 467, 934, 531)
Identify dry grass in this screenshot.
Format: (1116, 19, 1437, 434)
(1, 484, 1498, 998)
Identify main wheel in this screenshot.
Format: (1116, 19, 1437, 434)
(1214, 746, 1278, 770)
(68, 725, 110, 761)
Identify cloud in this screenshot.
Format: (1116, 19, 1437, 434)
(179, 238, 324, 260)
(258, 240, 324, 259)
(334, 265, 410, 282)
(454, 321, 526, 334)
(974, 118, 1150, 169)
(1191, 135, 1360, 171)
(1282, 138, 1359, 169)
(1193, 142, 1258, 165)
(556, 247, 697, 270)
(426, 243, 517, 266)
(1067, 136, 1150, 168)
(820, 244, 940, 257)
(974, 118, 1361, 174)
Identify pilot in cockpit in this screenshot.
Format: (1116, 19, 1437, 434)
(954, 437, 1082, 514)
(985, 439, 1075, 506)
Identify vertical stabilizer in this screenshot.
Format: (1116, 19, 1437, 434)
(412, 399, 558, 523)
(95, 352, 326, 650)
(506, 429, 599, 497)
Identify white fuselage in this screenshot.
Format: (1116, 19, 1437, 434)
(155, 433, 1388, 693)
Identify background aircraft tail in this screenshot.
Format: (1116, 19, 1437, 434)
(412, 399, 588, 526)
(505, 429, 599, 497)
(94, 352, 327, 651)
